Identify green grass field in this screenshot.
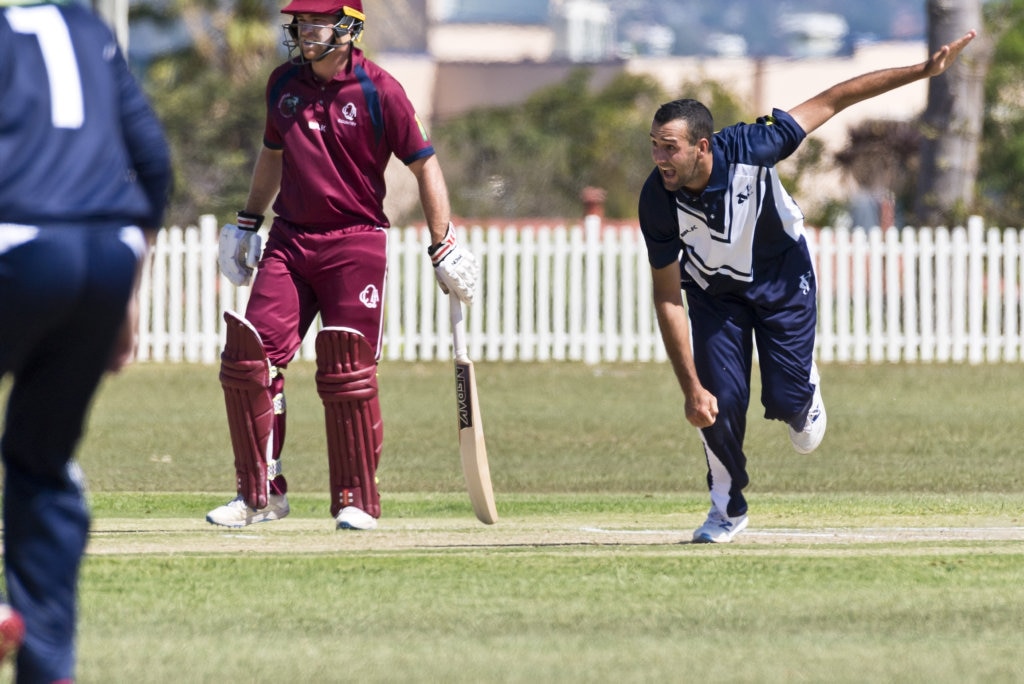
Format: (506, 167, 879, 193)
(3, 361, 1024, 682)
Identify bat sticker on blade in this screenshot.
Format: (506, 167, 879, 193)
(455, 364, 473, 431)
(450, 292, 498, 524)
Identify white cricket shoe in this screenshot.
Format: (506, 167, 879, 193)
(789, 362, 826, 454)
(335, 506, 378, 531)
(692, 508, 749, 544)
(206, 494, 290, 528)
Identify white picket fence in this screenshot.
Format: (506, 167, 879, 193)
(137, 214, 1023, 365)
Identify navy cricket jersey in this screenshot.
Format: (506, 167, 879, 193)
(638, 108, 808, 295)
(0, 1, 170, 229)
(263, 48, 435, 231)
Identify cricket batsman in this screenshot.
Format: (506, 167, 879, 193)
(207, 0, 478, 530)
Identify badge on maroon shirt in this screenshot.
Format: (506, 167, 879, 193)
(278, 94, 300, 117)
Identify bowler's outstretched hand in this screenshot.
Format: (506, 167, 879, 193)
(924, 30, 977, 78)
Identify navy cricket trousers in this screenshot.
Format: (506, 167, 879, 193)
(0, 224, 143, 683)
(684, 239, 818, 519)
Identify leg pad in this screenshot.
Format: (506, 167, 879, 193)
(220, 311, 275, 509)
(316, 327, 382, 518)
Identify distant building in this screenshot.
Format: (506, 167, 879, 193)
(426, 0, 616, 63)
(396, 1, 927, 150)
(778, 12, 850, 58)
(550, 0, 615, 63)
(435, 0, 549, 24)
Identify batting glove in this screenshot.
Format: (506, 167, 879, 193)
(218, 211, 264, 287)
(428, 223, 479, 304)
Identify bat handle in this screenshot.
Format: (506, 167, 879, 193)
(449, 291, 469, 362)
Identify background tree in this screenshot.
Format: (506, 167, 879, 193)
(977, 0, 1024, 226)
(828, 1, 1024, 230)
(833, 120, 922, 228)
(433, 71, 749, 220)
(142, 0, 281, 227)
(433, 70, 657, 219)
(914, 0, 992, 225)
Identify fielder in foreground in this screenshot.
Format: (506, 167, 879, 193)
(638, 30, 977, 543)
(450, 293, 498, 524)
(208, 0, 478, 531)
(0, 0, 171, 679)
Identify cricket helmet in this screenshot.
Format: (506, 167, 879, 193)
(281, 0, 365, 62)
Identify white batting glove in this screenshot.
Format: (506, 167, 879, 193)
(218, 212, 263, 287)
(428, 223, 479, 304)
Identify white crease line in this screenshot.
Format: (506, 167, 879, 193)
(580, 527, 686, 535)
(753, 527, 1024, 536)
(580, 526, 1024, 539)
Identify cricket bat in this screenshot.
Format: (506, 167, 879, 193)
(450, 292, 498, 524)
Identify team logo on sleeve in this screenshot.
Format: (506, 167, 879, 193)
(278, 94, 300, 117)
(359, 284, 380, 309)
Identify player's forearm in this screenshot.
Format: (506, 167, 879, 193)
(827, 63, 928, 115)
(413, 155, 452, 244)
(654, 302, 701, 395)
(790, 62, 928, 134)
(651, 265, 701, 395)
(243, 147, 282, 215)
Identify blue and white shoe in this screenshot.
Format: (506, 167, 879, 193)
(692, 508, 749, 544)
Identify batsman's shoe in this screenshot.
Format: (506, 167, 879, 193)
(0, 605, 25, 664)
(692, 508, 748, 544)
(789, 363, 827, 455)
(206, 494, 290, 527)
(335, 506, 378, 531)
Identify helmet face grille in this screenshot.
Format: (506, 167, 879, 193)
(281, 14, 364, 62)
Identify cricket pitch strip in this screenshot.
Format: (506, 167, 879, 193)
(86, 515, 1024, 556)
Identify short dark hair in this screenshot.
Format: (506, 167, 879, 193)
(653, 99, 714, 144)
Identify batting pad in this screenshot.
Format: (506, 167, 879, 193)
(315, 327, 383, 519)
(219, 311, 275, 510)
